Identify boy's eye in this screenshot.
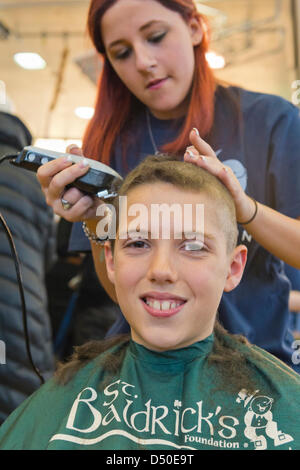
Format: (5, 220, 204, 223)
(125, 239, 149, 249)
(182, 240, 205, 252)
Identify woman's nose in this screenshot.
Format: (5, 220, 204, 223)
(134, 44, 157, 73)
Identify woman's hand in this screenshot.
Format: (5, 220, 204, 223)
(37, 144, 117, 298)
(37, 144, 101, 222)
(184, 128, 256, 224)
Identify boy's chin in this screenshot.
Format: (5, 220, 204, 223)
(132, 331, 197, 352)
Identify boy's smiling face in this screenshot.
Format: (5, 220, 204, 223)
(105, 182, 247, 352)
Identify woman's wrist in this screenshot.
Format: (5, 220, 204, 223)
(237, 197, 258, 225)
(83, 217, 99, 233)
(83, 217, 108, 245)
(236, 195, 258, 226)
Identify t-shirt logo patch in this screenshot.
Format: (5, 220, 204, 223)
(216, 150, 248, 191)
(236, 389, 294, 450)
(223, 160, 248, 192)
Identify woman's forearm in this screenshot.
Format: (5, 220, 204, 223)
(90, 243, 117, 302)
(242, 200, 300, 269)
(185, 130, 300, 269)
(84, 217, 118, 302)
(289, 290, 300, 312)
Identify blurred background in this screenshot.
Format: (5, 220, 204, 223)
(0, 0, 299, 150)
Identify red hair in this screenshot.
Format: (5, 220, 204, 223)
(83, 0, 216, 164)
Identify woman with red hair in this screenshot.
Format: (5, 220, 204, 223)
(37, 0, 300, 373)
(83, 0, 215, 166)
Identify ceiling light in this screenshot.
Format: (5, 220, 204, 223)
(205, 51, 226, 70)
(74, 106, 94, 119)
(13, 52, 46, 70)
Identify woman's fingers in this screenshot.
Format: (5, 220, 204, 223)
(189, 128, 216, 158)
(185, 145, 226, 175)
(184, 146, 237, 192)
(36, 145, 99, 221)
(37, 155, 73, 191)
(37, 145, 85, 191)
(184, 136, 254, 221)
(66, 144, 84, 156)
(36, 144, 105, 221)
(55, 192, 95, 222)
(47, 159, 90, 201)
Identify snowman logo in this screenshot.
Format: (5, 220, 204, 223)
(214, 150, 248, 192)
(236, 390, 294, 450)
(223, 159, 248, 192)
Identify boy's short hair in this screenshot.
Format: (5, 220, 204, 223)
(111, 154, 238, 252)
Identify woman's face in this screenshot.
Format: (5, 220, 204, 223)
(101, 0, 203, 119)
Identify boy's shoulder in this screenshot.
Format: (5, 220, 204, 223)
(54, 338, 129, 387)
(236, 337, 300, 390)
(0, 340, 129, 449)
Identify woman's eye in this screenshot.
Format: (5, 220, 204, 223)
(114, 48, 131, 60)
(148, 31, 167, 43)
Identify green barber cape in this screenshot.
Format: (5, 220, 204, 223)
(0, 335, 299, 450)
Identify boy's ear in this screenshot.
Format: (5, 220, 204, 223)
(224, 245, 248, 292)
(104, 242, 116, 285)
(188, 16, 203, 46)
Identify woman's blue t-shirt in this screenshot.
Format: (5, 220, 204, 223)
(69, 86, 300, 373)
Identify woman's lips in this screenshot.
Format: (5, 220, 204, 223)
(140, 296, 186, 318)
(147, 77, 168, 90)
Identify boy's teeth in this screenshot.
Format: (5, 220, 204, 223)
(145, 298, 182, 310)
(162, 301, 170, 311)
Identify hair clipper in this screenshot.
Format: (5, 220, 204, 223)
(10, 146, 123, 198)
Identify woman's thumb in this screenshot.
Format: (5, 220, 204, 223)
(66, 144, 84, 156)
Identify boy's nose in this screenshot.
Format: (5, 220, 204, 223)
(147, 248, 178, 284)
